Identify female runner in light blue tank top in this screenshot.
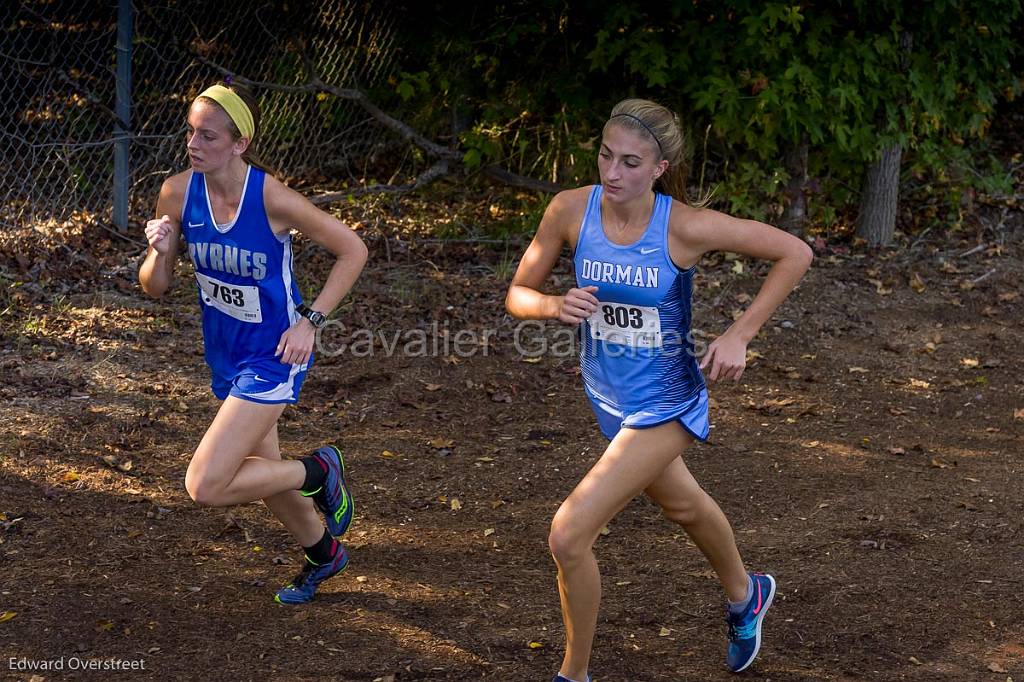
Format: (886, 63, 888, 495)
(139, 81, 368, 605)
(506, 99, 813, 680)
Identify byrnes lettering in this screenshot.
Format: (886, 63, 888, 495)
(188, 242, 268, 280)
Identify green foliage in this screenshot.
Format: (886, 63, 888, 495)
(270, 51, 304, 84)
(385, 1, 606, 188)
(589, 1, 1020, 229)
(714, 160, 788, 224)
(70, 164, 93, 194)
(394, 71, 430, 102)
(388, 1, 1022, 236)
(488, 195, 552, 240)
(902, 139, 1016, 232)
(264, 106, 301, 145)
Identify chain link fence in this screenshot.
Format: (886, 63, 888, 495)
(1, 0, 399, 233)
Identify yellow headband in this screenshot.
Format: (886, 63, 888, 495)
(196, 84, 255, 140)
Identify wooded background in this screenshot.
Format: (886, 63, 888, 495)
(2, 0, 1021, 247)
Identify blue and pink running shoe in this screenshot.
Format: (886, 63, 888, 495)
(726, 572, 776, 672)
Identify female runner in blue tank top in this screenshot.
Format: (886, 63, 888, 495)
(506, 99, 813, 680)
(139, 81, 368, 605)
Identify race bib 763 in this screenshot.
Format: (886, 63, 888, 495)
(195, 272, 263, 323)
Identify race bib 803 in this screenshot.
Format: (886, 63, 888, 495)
(588, 302, 662, 348)
(195, 272, 263, 323)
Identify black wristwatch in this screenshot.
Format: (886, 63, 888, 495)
(295, 302, 327, 329)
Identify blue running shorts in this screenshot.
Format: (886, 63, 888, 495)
(211, 362, 309, 405)
(587, 388, 710, 442)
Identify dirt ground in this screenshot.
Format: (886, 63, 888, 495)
(1, 202, 1022, 682)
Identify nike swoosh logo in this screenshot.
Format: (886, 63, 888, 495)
(752, 579, 764, 614)
(187, 221, 203, 228)
(640, 247, 660, 255)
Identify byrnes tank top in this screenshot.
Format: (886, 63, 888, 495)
(180, 165, 307, 381)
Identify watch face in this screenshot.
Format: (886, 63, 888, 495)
(308, 311, 326, 328)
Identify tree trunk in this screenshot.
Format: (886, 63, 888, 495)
(778, 140, 809, 235)
(856, 143, 902, 247)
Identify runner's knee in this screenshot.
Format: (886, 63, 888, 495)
(660, 489, 709, 527)
(184, 465, 227, 507)
(548, 509, 594, 566)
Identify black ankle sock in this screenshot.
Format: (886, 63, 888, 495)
(300, 455, 328, 493)
(303, 529, 337, 566)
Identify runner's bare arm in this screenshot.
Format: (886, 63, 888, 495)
(139, 173, 188, 298)
(679, 209, 812, 344)
(672, 208, 812, 381)
(506, 189, 597, 323)
(265, 176, 368, 317)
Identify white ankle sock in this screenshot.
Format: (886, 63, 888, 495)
(728, 574, 754, 614)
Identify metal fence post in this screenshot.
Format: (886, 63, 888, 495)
(0, 3, 396, 233)
(113, 0, 133, 232)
